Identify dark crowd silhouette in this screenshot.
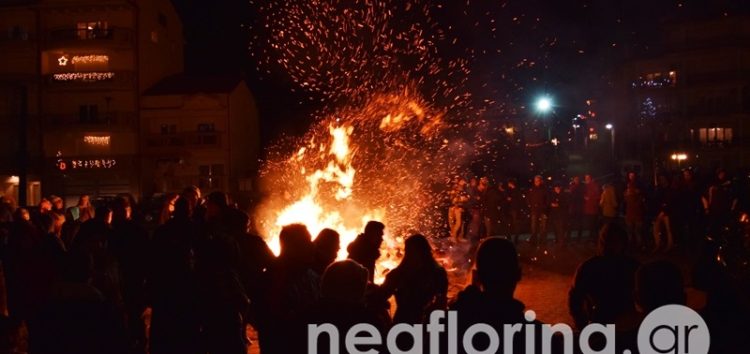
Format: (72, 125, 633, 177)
(0, 178, 747, 354)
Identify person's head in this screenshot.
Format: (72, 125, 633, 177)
(279, 223, 314, 265)
(95, 206, 112, 225)
(78, 195, 90, 207)
(13, 208, 30, 222)
(111, 196, 132, 222)
(572, 176, 581, 184)
(399, 234, 436, 270)
(225, 208, 250, 234)
(584, 174, 593, 184)
(39, 198, 52, 212)
(716, 168, 727, 181)
(533, 175, 543, 187)
(314, 228, 340, 266)
(682, 169, 694, 182)
(321, 260, 369, 303)
(205, 191, 229, 221)
(182, 185, 201, 210)
(50, 195, 64, 211)
(636, 260, 686, 313)
(507, 178, 517, 189)
(627, 171, 637, 182)
(457, 178, 467, 189)
(469, 177, 478, 187)
(553, 184, 562, 194)
(475, 237, 521, 296)
(598, 223, 628, 256)
(172, 197, 191, 220)
(363, 220, 385, 245)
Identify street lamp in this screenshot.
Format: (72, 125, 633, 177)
(534, 95, 554, 140)
(671, 152, 688, 169)
(605, 123, 615, 160)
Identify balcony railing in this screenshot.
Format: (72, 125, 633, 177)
(44, 111, 136, 128)
(44, 27, 134, 48)
(145, 132, 223, 149)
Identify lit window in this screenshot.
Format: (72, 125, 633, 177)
(76, 21, 109, 40)
(698, 127, 733, 145)
(631, 71, 678, 88)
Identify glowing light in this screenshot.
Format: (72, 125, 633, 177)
(71, 55, 109, 65)
(535, 96, 553, 113)
(52, 72, 114, 82)
(670, 153, 688, 161)
(605, 123, 613, 130)
(57, 56, 68, 66)
(83, 135, 110, 145)
(8, 176, 19, 184)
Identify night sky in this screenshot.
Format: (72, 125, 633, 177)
(170, 0, 749, 149)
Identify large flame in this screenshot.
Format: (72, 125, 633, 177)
(258, 90, 450, 283)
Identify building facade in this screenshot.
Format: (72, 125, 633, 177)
(620, 16, 750, 174)
(140, 75, 260, 198)
(0, 0, 183, 206)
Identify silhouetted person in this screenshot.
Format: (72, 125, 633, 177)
(302, 260, 387, 354)
(195, 237, 250, 354)
(635, 260, 685, 313)
(569, 223, 639, 330)
(258, 223, 319, 354)
(31, 251, 127, 354)
(528, 175, 548, 246)
(651, 175, 674, 252)
(704, 168, 737, 237)
(549, 183, 569, 246)
(623, 182, 646, 249)
(182, 185, 205, 223)
(110, 196, 150, 353)
(347, 221, 385, 282)
(582, 174, 601, 240)
(599, 183, 618, 228)
(4, 208, 45, 321)
(568, 176, 585, 240)
(450, 237, 552, 354)
(148, 197, 202, 354)
(379, 234, 447, 324)
(483, 182, 504, 236)
(67, 194, 94, 223)
(312, 228, 340, 276)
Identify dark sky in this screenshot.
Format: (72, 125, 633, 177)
(170, 0, 748, 147)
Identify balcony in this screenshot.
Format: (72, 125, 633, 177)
(44, 111, 136, 129)
(145, 132, 223, 150)
(44, 27, 134, 49)
(43, 70, 135, 90)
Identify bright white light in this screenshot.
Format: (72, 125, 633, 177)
(535, 97, 552, 113)
(605, 123, 613, 130)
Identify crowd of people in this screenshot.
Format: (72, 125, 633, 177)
(447, 168, 745, 253)
(0, 179, 746, 354)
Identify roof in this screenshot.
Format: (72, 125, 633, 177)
(143, 74, 244, 96)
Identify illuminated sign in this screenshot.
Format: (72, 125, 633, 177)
(71, 55, 109, 65)
(52, 72, 115, 82)
(71, 159, 117, 169)
(58, 55, 69, 66)
(83, 135, 110, 145)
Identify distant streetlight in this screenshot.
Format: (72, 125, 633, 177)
(605, 123, 615, 160)
(671, 152, 688, 168)
(535, 96, 553, 113)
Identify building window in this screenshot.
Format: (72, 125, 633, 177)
(631, 70, 677, 88)
(6, 25, 29, 40)
(79, 105, 99, 123)
(197, 123, 215, 132)
(76, 21, 109, 40)
(698, 127, 733, 146)
(160, 124, 176, 135)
